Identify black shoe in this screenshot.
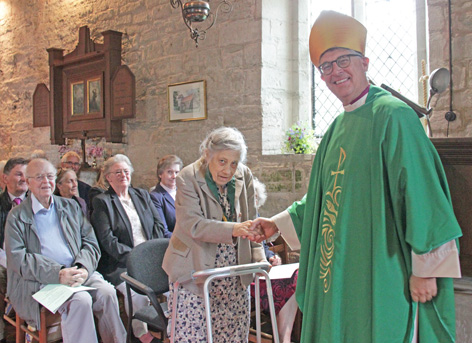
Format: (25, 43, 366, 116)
(0, 338, 6, 343)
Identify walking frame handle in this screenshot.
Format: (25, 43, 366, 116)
(170, 262, 280, 343)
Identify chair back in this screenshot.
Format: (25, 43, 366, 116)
(126, 238, 170, 295)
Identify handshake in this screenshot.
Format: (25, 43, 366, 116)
(232, 217, 279, 243)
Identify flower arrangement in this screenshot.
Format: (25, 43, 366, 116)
(86, 146, 104, 159)
(86, 145, 105, 168)
(58, 140, 106, 168)
(58, 145, 81, 158)
(282, 121, 317, 154)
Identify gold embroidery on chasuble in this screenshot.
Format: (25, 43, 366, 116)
(320, 147, 346, 293)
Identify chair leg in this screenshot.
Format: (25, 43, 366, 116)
(125, 285, 133, 343)
(39, 308, 48, 343)
(16, 313, 25, 343)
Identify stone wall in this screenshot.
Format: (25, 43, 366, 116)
(428, 0, 472, 137)
(0, 0, 311, 215)
(1, 0, 471, 215)
(260, 0, 312, 155)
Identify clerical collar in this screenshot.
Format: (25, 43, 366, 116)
(344, 86, 370, 112)
(349, 85, 370, 105)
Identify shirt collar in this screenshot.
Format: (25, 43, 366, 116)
(31, 194, 55, 214)
(8, 192, 26, 202)
(160, 183, 176, 200)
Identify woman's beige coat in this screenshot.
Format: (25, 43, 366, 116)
(162, 158, 266, 295)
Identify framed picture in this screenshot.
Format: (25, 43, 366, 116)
(168, 80, 207, 122)
(71, 81, 85, 116)
(87, 78, 102, 113)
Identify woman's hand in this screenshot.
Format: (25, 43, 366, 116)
(233, 220, 264, 241)
(233, 221, 267, 241)
(232, 220, 257, 238)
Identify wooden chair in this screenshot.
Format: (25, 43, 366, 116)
(3, 298, 62, 343)
(268, 236, 290, 264)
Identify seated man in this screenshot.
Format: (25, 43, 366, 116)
(5, 158, 126, 343)
(0, 157, 29, 343)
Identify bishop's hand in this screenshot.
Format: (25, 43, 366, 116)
(247, 217, 279, 243)
(409, 275, 437, 303)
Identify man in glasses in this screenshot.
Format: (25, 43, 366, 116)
(252, 10, 461, 343)
(5, 158, 126, 343)
(61, 151, 92, 208)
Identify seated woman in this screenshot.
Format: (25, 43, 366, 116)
(163, 127, 266, 342)
(91, 154, 165, 343)
(253, 178, 299, 343)
(150, 155, 183, 237)
(54, 168, 88, 219)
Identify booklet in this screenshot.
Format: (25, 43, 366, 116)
(268, 262, 299, 280)
(32, 284, 96, 314)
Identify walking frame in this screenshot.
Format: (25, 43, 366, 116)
(170, 262, 280, 343)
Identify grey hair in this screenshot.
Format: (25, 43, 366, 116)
(31, 150, 47, 160)
(253, 178, 267, 210)
(4, 158, 29, 175)
(103, 154, 134, 177)
(199, 127, 247, 165)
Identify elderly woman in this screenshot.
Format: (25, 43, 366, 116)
(54, 168, 88, 219)
(150, 155, 183, 238)
(91, 154, 165, 343)
(163, 127, 266, 342)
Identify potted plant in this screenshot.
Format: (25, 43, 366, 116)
(282, 121, 318, 154)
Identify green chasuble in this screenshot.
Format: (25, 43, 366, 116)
(289, 86, 462, 343)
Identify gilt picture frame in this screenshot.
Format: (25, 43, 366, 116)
(87, 77, 102, 114)
(71, 81, 85, 116)
(168, 80, 207, 122)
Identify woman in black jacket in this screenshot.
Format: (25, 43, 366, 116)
(91, 154, 164, 343)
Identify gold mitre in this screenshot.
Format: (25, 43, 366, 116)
(309, 11, 367, 67)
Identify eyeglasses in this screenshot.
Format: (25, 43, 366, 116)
(63, 161, 81, 167)
(319, 54, 363, 76)
(28, 173, 56, 182)
(110, 169, 131, 177)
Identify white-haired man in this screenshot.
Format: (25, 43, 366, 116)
(5, 158, 126, 343)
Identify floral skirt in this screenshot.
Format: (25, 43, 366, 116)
(167, 243, 250, 343)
